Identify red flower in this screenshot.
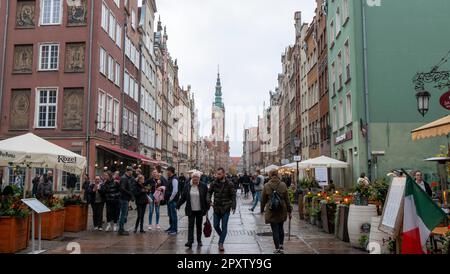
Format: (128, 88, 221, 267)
(431, 182, 439, 188)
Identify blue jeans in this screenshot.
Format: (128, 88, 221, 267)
(213, 212, 230, 244)
(252, 191, 261, 210)
(167, 200, 178, 232)
(119, 199, 129, 231)
(148, 194, 160, 225)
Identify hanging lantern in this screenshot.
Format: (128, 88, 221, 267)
(416, 90, 431, 117)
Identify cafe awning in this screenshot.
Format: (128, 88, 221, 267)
(97, 145, 159, 165)
(412, 115, 450, 141)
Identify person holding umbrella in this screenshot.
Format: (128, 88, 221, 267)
(261, 169, 292, 254)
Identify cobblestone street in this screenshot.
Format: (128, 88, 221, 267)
(20, 191, 364, 254)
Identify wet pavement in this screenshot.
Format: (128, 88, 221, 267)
(20, 191, 365, 254)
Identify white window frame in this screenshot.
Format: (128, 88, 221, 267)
(109, 12, 116, 41)
(101, 2, 109, 31)
(116, 24, 122, 48)
(99, 47, 107, 75)
(338, 100, 344, 129)
(332, 105, 337, 132)
(108, 55, 114, 82)
(346, 92, 352, 125)
(123, 108, 129, 134)
(115, 62, 121, 86)
(105, 95, 113, 133)
(97, 90, 106, 130)
(40, 0, 62, 25)
(113, 99, 120, 135)
(131, 10, 136, 30)
(114, 0, 120, 8)
(124, 71, 130, 95)
(35, 88, 58, 129)
(39, 43, 59, 71)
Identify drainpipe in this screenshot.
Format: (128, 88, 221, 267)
(0, 0, 10, 121)
(361, 1, 372, 180)
(121, 16, 128, 149)
(85, 0, 95, 176)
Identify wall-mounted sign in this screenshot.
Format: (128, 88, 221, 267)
(439, 90, 450, 110)
(335, 130, 353, 145)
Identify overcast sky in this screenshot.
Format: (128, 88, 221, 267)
(147, 0, 315, 157)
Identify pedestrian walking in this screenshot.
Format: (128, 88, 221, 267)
(164, 166, 180, 235)
(177, 171, 209, 249)
(82, 174, 90, 203)
(250, 174, 256, 201)
(36, 171, 53, 201)
(87, 176, 106, 231)
(133, 175, 149, 233)
(31, 174, 40, 198)
(145, 169, 162, 230)
(242, 172, 250, 198)
(250, 170, 264, 212)
(207, 167, 236, 252)
(118, 167, 135, 236)
(104, 171, 121, 232)
(261, 169, 292, 254)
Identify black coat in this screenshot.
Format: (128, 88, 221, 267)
(86, 183, 106, 204)
(177, 183, 209, 217)
(119, 174, 135, 201)
(132, 182, 149, 205)
(423, 181, 433, 197)
(103, 180, 120, 202)
(207, 178, 237, 215)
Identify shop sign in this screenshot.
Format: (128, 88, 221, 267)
(335, 130, 353, 145)
(439, 90, 450, 110)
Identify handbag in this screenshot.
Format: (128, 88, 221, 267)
(203, 216, 212, 238)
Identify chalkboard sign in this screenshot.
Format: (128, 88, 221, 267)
(21, 198, 51, 214)
(379, 177, 406, 238)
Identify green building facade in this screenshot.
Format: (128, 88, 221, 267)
(327, 0, 450, 189)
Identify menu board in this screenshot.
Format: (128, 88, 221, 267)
(379, 177, 406, 237)
(315, 168, 329, 186)
(21, 198, 51, 214)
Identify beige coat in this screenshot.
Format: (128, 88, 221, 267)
(261, 176, 292, 224)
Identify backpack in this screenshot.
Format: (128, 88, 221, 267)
(269, 184, 283, 211)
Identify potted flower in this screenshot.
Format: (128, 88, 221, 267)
(35, 196, 65, 240)
(0, 186, 30, 253)
(370, 179, 389, 215)
(303, 192, 314, 223)
(63, 195, 88, 232)
(321, 196, 337, 234)
(353, 183, 371, 206)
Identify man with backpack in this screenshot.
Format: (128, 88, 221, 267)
(261, 169, 292, 254)
(249, 170, 264, 212)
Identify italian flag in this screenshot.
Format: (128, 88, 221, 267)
(402, 176, 446, 254)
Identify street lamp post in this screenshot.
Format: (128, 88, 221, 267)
(293, 137, 301, 187)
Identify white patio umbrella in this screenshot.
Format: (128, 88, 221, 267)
(298, 156, 349, 169)
(0, 133, 86, 175)
(261, 165, 279, 173)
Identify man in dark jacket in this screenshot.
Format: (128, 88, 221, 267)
(165, 166, 180, 235)
(207, 168, 236, 252)
(66, 173, 77, 195)
(118, 167, 135, 235)
(31, 174, 41, 198)
(36, 172, 53, 201)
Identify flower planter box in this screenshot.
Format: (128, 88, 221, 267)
(64, 205, 88, 232)
(34, 208, 65, 240)
(335, 205, 350, 242)
(321, 203, 336, 234)
(0, 216, 30, 253)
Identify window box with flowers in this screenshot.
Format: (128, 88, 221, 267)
(63, 195, 88, 232)
(0, 186, 31, 253)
